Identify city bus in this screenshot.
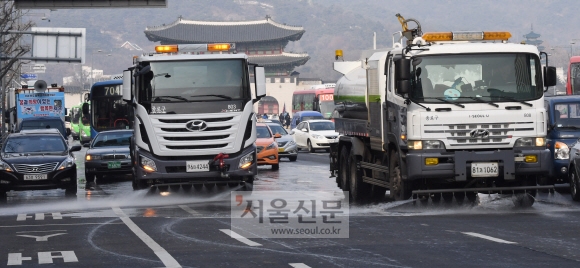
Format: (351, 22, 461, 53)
(70, 104, 81, 140)
(292, 84, 335, 119)
(567, 56, 580, 95)
(82, 79, 133, 138)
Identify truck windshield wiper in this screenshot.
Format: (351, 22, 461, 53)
(434, 97, 465, 108)
(490, 95, 533, 107)
(405, 98, 431, 111)
(465, 96, 499, 107)
(190, 94, 233, 100)
(153, 96, 189, 102)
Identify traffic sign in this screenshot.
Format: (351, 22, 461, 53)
(32, 64, 46, 73)
(20, 73, 38, 79)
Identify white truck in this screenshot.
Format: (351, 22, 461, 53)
(329, 16, 557, 207)
(122, 43, 266, 191)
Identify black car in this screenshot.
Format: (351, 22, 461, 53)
(84, 130, 133, 180)
(0, 129, 81, 197)
(18, 116, 70, 139)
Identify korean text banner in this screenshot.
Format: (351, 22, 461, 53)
(17, 92, 65, 120)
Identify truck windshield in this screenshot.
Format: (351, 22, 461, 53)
(572, 63, 580, 95)
(410, 53, 542, 103)
(553, 103, 580, 128)
(71, 107, 80, 124)
(144, 59, 246, 102)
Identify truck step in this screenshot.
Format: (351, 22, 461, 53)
(360, 161, 389, 173)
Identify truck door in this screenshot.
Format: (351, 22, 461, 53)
(367, 61, 382, 151)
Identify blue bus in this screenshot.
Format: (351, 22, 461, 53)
(82, 80, 133, 138)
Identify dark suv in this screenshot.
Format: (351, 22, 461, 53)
(0, 129, 81, 197)
(18, 116, 70, 139)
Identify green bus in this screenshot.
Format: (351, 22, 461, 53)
(79, 101, 91, 143)
(70, 105, 81, 140)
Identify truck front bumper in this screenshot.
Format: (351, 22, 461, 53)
(406, 148, 551, 181)
(134, 145, 257, 184)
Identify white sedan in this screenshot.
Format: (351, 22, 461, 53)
(291, 120, 339, 153)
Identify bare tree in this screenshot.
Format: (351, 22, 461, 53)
(1, 1, 34, 134)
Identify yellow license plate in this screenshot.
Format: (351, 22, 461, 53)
(278, 148, 285, 152)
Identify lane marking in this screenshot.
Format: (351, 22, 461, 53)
(112, 207, 182, 268)
(289, 264, 312, 268)
(0, 223, 124, 228)
(38, 251, 78, 264)
(16, 230, 67, 233)
(220, 229, 262, 247)
(17, 213, 62, 221)
(17, 233, 67, 241)
(178, 205, 200, 216)
(462, 232, 518, 244)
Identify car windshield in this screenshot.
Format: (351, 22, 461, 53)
(319, 100, 335, 118)
(411, 53, 542, 103)
(310, 121, 335, 131)
(268, 124, 288, 135)
(553, 103, 580, 127)
(256, 126, 272, 138)
(302, 116, 323, 121)
(92, 132, 133, 148)
(143, 59, 247, 102)
(3, 135, 66, 153)
(20, 120, 65, 136)
(572, 63, 580, 95)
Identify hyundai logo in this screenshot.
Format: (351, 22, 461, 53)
(469, 129, 490, 139)
(32, 167, 39, 172)
(185, 120, 208, 132)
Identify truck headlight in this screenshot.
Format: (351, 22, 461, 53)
(239, 152, 254, 169)
(140, 155, 157, 172)
(0, 160, 13, 172)
(515, 137, 545, 147)
(85, 154, 101, 161)
(57, 157, 75, 170)
(266, 142, 277, 150)
(555, 141, 570, 160)
(408, 140, 444, 150)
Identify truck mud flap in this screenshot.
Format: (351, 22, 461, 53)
(412, 185, 554, 196)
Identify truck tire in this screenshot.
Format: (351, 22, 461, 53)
(349, 154, 370, 204)
(339, 146, 350, 192)
(389, 150, 412, 201)
(571, 166, 580, 201)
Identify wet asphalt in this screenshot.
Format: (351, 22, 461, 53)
(1, 139, 580, 267)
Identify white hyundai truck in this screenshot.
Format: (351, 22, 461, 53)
(122, 43, 266, 192)
(329, 15, 557, 207)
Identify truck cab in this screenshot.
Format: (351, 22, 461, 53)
(544, 96, 580, 184)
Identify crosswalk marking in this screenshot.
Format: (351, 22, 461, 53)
(220, 229, 262, 247)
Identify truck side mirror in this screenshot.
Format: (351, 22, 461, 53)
(254, 66, 266, 101)
(82, 102, 89, 115)
(123, 70, 132, 102)
(544, 66, 557, 87)
(394, 58, 411, 95)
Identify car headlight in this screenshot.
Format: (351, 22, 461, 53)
(81, 131, 88, 137)
(311, 134, 324, 139)
(239, 152, 254, 169)
(515, 137, 545, 147)
(0, 160, 13, 172)
(407, 140, 444, 150)
(85, 154, 101, 161)
(286, 140, 295, 147)
(140, 155, 157, 172)
(555, 141, 570, 160)
(266, 142, 277, 150)
(57, 157, 75, 170)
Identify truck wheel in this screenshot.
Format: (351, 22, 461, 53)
(570, 167, 580, 201)
(308, 140, 316, 153)
(349, 154, 369, 204)
(389, 150, 411, 200)
(289, 156, 297, 162)
(339, 146, 350, 192)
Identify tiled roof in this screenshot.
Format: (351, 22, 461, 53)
(248, 52, 310, 67)
(145, 17, 305, 44)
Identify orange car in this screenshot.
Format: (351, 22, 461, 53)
(256, 123, 280, 170)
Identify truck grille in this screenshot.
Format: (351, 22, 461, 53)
(13, 162, 59, 173)
(423, 122, 535, 147)
(152, 113, 241, 153)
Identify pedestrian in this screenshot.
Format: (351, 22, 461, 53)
(262, 114, 268, 119)
(285, 113, 291, 129)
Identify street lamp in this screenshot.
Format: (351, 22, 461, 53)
(90, 50, 102, 86)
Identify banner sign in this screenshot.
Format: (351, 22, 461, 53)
(17, 92, 65, 120)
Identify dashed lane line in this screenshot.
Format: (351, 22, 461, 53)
(178, 205, 200, 216)
(220, 229, 262, 247)
(289, 263, 312, 268)
(462, 232, 518, 244)
(112, 207, 182, 268)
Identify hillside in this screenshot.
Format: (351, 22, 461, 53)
(28, 0, 579, 84)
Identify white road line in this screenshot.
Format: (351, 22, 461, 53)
(0, 223, 124, 228)
(178, 205, 200, 216)
(112, 207, 182, 268)
(462, 232, 518, 244)
(220, 229, 262, 247)
(16, 230, 67, 233)
(289, 263, 312, 268)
